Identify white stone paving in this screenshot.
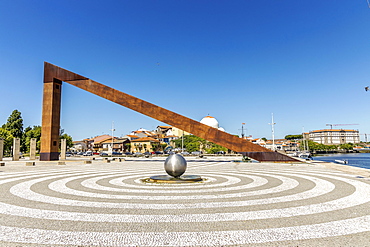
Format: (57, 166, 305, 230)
(0, 216, 369, 246)
(53, 173, 272, 195)
(0, 158, 369, 246)
(0, 176, 368, 222)
(43, 173, 330, 204)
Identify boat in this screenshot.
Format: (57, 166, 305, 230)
(334, 159, 348, 164)
(297, 152, 312, 160)
(299, 154, 312, 160)
(289, 151, 311, 157)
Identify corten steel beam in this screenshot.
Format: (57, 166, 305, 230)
(40, 78, 62, 161)
(41, 62, 298, 162)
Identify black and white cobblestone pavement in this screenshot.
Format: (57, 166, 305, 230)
(0, 156, 369, 246)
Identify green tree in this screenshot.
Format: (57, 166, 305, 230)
(160, 143, 167, 151)
(339, 143, 354, 151)
(2, 110, 23, 138)
(205, 144, 227, 154)
(173, 135, 202, 152)
(173, 135, 227, 154)
(24, 125, 42, 153)
(124, 143, 131, 152)
(0, 128, 14, 156)
(152, 143, 162, 152)
(285, 134, 303, 140)
(299, 140, 341, 151)
(330, 145, 337, 151)
(299, 140, 318, 151)
(185, 142, 200, 153)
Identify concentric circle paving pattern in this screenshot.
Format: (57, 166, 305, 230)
(0, 157, 369, 246)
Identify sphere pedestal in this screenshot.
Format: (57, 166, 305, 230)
(149, 175, 202, 183)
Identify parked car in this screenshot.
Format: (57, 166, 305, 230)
(143, 152, 152, 158)
(112, 152, 122, 155)
(133, 152, 143, 157)
(216, 151, 226, 155)
(181, 151, 190, 156)
(191, 151, 202, 156)
(154, 151, 163, 155)
(100, 152, 108, 156)
(83, 151, 93, 156)
(124, 152, 132, 155)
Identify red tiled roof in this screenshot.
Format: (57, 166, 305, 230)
(311, 129, 358, 133)
(73, 141, 84, 143)
(93, 135, 113, 144)
(101, 138, 125, 144)
(131, 137, 160, 142)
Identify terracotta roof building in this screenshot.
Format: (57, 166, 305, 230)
(130, 137, 160, 153)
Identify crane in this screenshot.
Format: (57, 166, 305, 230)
(360, 134, 370, 143)
(326, 124, 359, 129)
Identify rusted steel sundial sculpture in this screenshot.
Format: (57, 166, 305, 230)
(40, 62, 297, 162)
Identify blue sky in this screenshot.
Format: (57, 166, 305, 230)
(1, 1, 370, 141)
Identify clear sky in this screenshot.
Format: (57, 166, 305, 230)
(1, 1, 370, 141)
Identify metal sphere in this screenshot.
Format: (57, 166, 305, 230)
(164, 154, 187, 177)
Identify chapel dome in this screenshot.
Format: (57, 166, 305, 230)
(200, 116, 219, 129)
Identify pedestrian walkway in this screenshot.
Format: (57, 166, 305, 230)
(0, 156, 369, 246)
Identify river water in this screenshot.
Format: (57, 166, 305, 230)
(313, 153, 370, 170)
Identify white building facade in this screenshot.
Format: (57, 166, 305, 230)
(308, 129, 360, 145)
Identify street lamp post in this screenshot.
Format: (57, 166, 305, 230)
(110, 121, 115, 154)
(269, 113, 276, 151)
(181, 130, 184, 153)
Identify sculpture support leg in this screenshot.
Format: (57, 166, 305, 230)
(40, 78, 62, 161)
